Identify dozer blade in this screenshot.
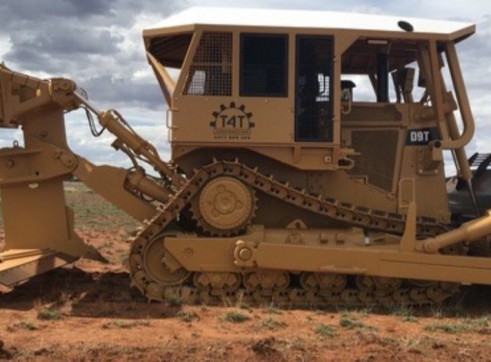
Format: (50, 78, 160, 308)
(0, 249, 78, 287)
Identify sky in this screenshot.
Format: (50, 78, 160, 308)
(0, 0, 490, 175)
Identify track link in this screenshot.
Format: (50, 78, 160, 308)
(129, 159, 457, 307)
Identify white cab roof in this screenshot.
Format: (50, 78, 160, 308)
(147, 7, 475, 39)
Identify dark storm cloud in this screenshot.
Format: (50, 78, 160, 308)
(4, 27, 126, 78)
(6, 27, 123, 63)
(0, 0, 116, 26)
(0, 0, 185, 30)
(80, 75, 165, 110)
(1, 0, 187, 109)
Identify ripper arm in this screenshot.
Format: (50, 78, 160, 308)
(0, 65, 176, 259)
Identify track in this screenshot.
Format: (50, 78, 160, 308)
(129, 159, 459, 306)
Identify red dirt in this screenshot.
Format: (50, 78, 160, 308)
(1, 185, 491, 361)
(1, 255, 491, 361)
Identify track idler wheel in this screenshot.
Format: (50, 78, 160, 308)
(142, 234, 190, 286)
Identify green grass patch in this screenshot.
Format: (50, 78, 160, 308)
(102, 319, 151, 329)
(339, 312, 376, 331)
(37, 308, 62, 321)
(223, 311, 251, 323)
(238, 302, 252, 310)
(176, 311, 199, 323)
(260, 317, 287, 330)
(64, 181, 137, 234)
(425, 317, 491, 334)
(20, 321, 39, 331)
(264, 305, 283, 315)
(392, 305, 418, 322)
(424, 322, 467, 334)
(167, 295, 183, 306)
(314, 324, 336, 338)
(339, 313, 364, 329)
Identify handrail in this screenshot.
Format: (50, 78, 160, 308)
(440, 41, 475, 150)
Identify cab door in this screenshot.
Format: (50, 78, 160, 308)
(295, 36, 334, 142)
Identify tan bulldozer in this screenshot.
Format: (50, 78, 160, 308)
(1, 7, 491, 306)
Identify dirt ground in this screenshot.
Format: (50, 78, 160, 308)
(1, 183, 491, 361)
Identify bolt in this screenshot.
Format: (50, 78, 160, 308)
(238, 247, 252, 261)
(184, 247, 194, 257)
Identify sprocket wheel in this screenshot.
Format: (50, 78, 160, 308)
(191, 176, 256, 236)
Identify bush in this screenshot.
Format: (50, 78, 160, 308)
(37, 308, 62, 321)
(314, 324, 336, 338)
(223, 311, 250, 323)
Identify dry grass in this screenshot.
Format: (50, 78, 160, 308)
(37, 307, 62, 321)
(314, 324, 337, 338)
(259, 317, 287, 330)
(222, 311, 251, 323)
(176, 311, 199, 323)
(425, 317, 491, 334)
(65, 182, 137, 234)
(101, 319, 151, 329)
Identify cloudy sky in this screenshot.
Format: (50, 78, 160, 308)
(0, 0, 490, 175)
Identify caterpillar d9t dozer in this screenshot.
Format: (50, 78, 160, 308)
(1, 7, 491, 306)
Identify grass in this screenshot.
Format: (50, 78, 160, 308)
(358, 307, 373, 317)
(37, 308, 62, 321)
(223, 311, 251, 323)
(167, 295, 183, 306)
(473, 317, 491, 333)
(392, 305, 418, 322)
(238, 302, 252, 310)
(20, 321, 39, 331)
(263, 305, 283, 315)
(101, 320, 151, 329)
(339, 312, 376, 332)
(260, 317, 287, 330)
(65, 182, 137, 234)
(63, 181, 139, 264)
(314, 324, 336, 338)
(429, 306, 445, 319)
(424, 322, 467, 334)
(6, 321, 39, 332)
(425, 317, 491, 334)
(339, 312, 364, 329)
(290, 337, 306, 350)
(176, 311, 199, 323)
(395, 336, 424, 355)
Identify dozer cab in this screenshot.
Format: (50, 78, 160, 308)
(1, 7, 491, 306)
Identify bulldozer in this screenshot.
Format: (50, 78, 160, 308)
(1, 7, 491, 306)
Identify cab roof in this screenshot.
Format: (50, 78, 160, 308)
(144, 7, 475, 42)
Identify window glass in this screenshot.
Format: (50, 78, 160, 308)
(240, 34, 288, 97)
